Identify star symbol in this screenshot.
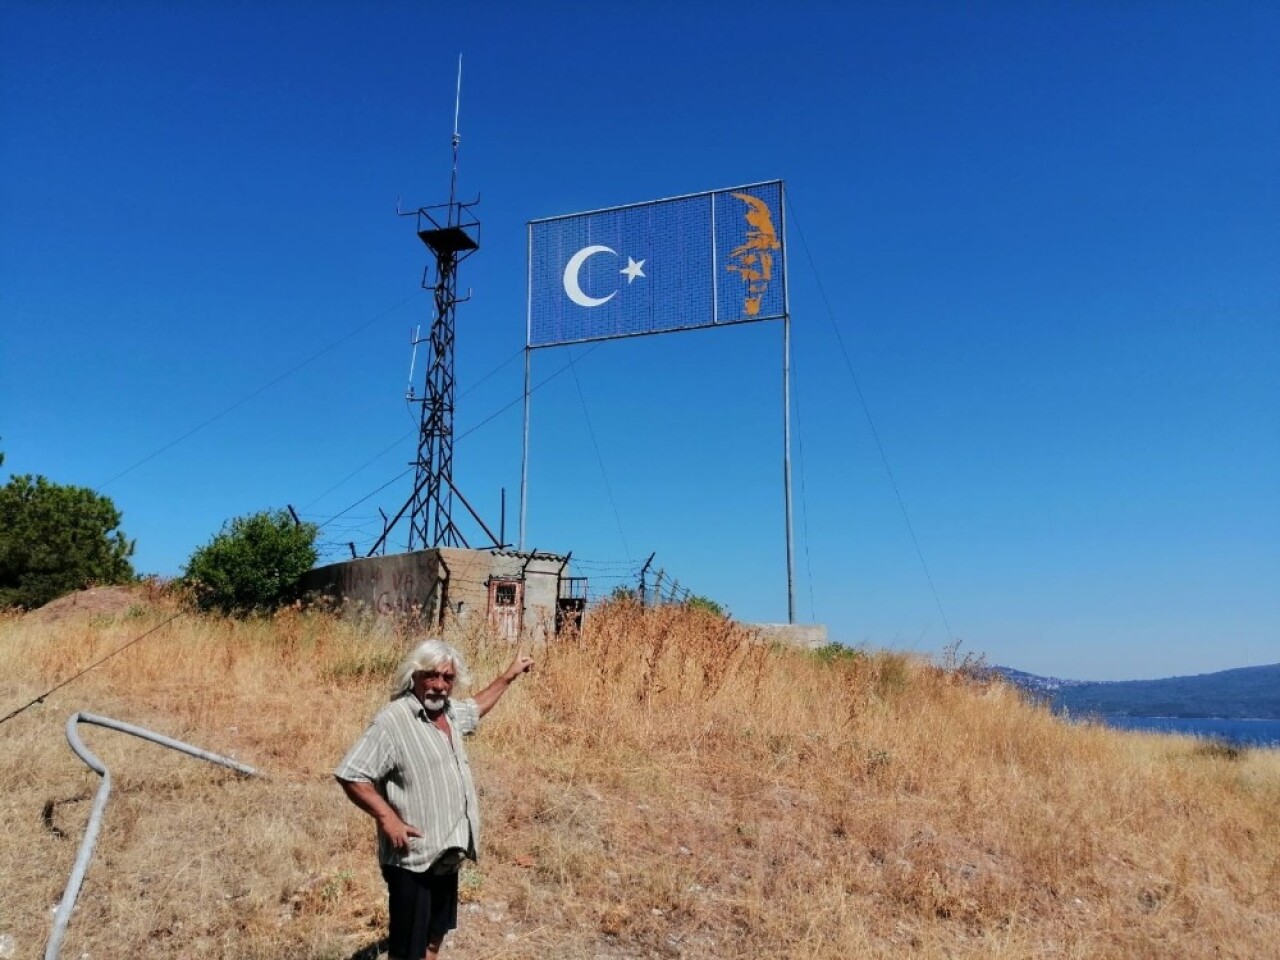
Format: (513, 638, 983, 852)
(620, 256, 646, 284)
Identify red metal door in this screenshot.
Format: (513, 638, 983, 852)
(487, 578, 523, 642)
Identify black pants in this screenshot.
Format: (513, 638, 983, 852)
(380, 865, 459, 959)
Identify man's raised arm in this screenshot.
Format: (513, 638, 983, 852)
(472, 652, 535, 717)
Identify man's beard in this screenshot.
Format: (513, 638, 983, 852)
(420, 694, 448, 712)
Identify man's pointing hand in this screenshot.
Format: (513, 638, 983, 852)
(504, 652, 535, 681)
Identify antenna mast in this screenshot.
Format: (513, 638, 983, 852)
(369, 56, 500, 555)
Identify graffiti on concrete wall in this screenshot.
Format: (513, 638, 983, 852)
(334, 565, 432, 617)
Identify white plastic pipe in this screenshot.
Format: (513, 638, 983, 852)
(45, 712, 261, 960)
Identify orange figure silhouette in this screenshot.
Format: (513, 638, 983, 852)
(725, 193, 781, 317)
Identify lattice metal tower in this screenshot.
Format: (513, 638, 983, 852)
(368, 61, 499, 555)
(405, 196, 479, 550)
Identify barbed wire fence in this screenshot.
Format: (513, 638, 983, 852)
(574, 553, 699, 608)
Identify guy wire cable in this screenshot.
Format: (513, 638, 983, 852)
(789, 347, 820, 625)
(566, 347, 632, 561)
(785, 192, 956, 643)
(97, 292, 421, 491)
(15, 331, 610, 708)
(308, 342, 604, 524)
(0, 611, 184, 728)
(453, 340, 605, 444)
(307, 349, 529, 509)
(0, 556, 702, 730)
(314, 466, 415, 533)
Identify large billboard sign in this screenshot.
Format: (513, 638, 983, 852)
(527, 180, 785, 348)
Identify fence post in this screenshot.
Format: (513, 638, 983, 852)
(638, 552, 655, 605)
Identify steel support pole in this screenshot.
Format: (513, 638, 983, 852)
(780, 183, 796, 624)
(520, 219, 534, 552)
(782, 314, 796, 624)
(519, 346, 531, 550)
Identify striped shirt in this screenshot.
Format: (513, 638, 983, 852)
(334, 694, 482, 873)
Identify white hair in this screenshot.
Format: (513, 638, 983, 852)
(390, 638, 470, 699)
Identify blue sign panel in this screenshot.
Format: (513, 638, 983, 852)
(528, 181, 784, 348)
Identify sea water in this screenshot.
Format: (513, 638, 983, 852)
(1098, 716, 1280, 749)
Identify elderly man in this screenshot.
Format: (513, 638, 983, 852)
(335, 638, 533, 960)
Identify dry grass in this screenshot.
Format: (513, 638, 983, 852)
(1, 589, 1277, 959)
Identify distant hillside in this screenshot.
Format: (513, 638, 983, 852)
(994, 663, 1280, 719)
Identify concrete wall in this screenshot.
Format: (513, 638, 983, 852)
(436, 549, 566, 644)
(519, 554, 565, 644)
(301, 548, 570, 644)
(435, 548, 494, 626)
(748, 622, 829, 650)
(300, 551, 444, 620)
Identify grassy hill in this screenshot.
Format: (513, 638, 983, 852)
(2, 589, 1278, 959)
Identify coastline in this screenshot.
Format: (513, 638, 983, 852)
(1093, 715, 1280, 748)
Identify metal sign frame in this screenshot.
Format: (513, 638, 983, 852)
(519, 180, 796, 622)
(524, 179, 783, 350)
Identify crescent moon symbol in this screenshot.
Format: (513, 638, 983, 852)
(563, 245, 618, 308)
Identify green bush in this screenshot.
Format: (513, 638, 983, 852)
(811, 642, 864, 666)
(183, 509, 318, 615)
(686, 594, 727, 617)
(0, 472, 135, 609)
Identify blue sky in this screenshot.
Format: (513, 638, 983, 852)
(2, 2, 1276, 680)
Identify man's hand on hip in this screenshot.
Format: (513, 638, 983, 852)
(378, 814, 424, 852)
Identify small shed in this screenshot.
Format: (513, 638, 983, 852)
(299, 547, 585, 643)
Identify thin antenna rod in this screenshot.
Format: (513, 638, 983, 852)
(449, 54, 463, 206)
(372, 60, 490, 556)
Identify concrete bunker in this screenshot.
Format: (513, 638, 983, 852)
(300, 547, 586, 643)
